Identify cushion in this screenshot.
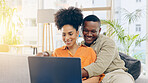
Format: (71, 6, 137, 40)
(119, 52, 141, 80)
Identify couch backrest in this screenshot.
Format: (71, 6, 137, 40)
(0, 55, 30, 83)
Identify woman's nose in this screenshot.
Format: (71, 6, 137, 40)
(65, 35, 70, 41)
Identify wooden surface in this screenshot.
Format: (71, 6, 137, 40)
(81, 7, 111, 11)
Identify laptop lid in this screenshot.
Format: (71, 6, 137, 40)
(28, 56, 82, 83)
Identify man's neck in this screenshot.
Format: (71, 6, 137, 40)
(84, 37, 98, 47)
(84, 42, 92, 47)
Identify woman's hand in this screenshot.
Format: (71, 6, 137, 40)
(36, 52, 49, 56)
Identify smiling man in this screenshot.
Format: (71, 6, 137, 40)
(82, 21, 101, 46)
(81, 15, 134, 83)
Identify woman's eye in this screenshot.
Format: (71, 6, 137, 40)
(69, 33, 73, 36)
(91, 30, 97, 33)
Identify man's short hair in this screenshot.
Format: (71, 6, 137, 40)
(82, 15, 101, 27)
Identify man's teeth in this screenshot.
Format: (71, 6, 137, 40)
(87, 38, 92, 40)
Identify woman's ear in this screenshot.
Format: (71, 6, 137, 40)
(76, 31, 79, 37)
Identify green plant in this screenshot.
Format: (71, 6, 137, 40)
(102, 20, 147, 57)
(101, 8, 147, 59)
(133, 52, 143, 60)
(0, 0, 23, 45)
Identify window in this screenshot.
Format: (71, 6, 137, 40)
(136, 24, 141, 32)
(92, 0, 94, 4)
(138, 42, 141, 47)
(136, 0, 141, 2)
(24, 18, 37, 27)
(58, 0, 66, 3)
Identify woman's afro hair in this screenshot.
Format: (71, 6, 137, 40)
(54, 7, 83, 31)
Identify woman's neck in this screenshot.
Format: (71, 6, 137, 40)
(67, 44, 79, 55)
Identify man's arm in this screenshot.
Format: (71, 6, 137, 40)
(83, 38, 117, 78)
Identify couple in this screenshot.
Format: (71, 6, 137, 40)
(37, 7, 134, 83)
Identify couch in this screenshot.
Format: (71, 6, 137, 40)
(0, 54, 148, 83)
(0, 54, 30, 83)
(135, 75, 148, 83)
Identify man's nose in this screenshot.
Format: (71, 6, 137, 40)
(88, 31, 93, 36)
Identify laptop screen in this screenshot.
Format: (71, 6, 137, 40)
(28, 56, 82, 83)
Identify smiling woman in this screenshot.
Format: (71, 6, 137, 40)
(54, 7, 83, 52)
(50, 7, 105, 83)
(61, 25, 79, 50)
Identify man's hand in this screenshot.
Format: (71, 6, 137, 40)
(81, 68, 89, 78)
(36, 52, 49, 56)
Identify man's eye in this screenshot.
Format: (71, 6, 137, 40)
(91, 30, 97, 33)
(84, 30, 88, 32)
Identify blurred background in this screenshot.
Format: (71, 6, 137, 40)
(0, 0, 148, 77)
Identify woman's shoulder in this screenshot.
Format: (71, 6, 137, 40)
(79, 45, 96, 56)
(54, 46, 66, 52)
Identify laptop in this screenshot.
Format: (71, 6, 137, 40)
(28, 56, 82, 83)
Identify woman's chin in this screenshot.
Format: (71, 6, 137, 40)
(66, 44, 72, 47)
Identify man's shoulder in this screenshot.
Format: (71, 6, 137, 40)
(100, 34, 112, 40)
(100, 34, 115, 43)
(94, 34, 116, 48)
